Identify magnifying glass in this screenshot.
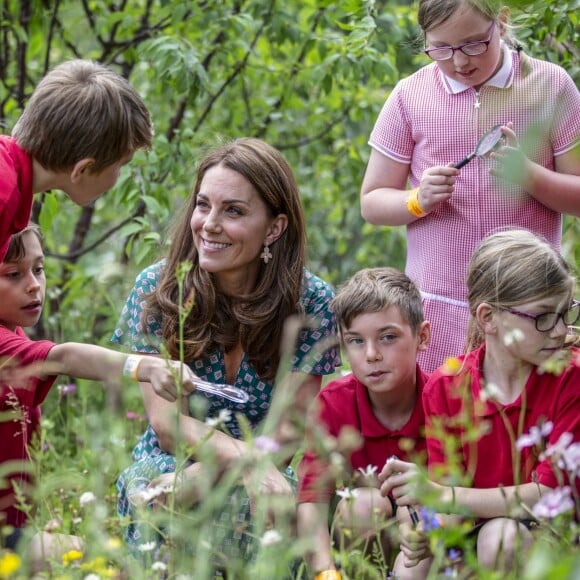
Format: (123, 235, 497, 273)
(453, 124, 504, 169)
(193, 378, 249, 404)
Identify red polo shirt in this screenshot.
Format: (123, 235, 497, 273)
(423, 344, 580, 489)
(0, 136, 34, 261)
(0, 326, 56, 526)
(298, 366, 428, 503)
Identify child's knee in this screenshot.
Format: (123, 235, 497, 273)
(477, 518, 532, 568)
(334, 487, 393, 534)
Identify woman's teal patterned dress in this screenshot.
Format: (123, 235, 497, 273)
(112, 262, 340, 559)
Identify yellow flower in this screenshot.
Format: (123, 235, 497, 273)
(105, 537, 122, 550)
(0, 552, 21, 578)
(62, 550, 83, 566)
(441, 356, 462, 375)
(81, 556, 106, 573)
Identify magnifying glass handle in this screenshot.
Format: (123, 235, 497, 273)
(453, 153, 474, 169)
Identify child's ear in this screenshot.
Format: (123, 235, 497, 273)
(70, 158, 95, 182)
(475, 302, 497, 334)
(416, 321, 431, 352)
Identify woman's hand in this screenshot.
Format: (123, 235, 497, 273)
(417, 165, 458, 213)
(131, 464, 204, 511)
(242, 462, 294, 526)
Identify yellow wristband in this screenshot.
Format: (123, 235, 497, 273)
(406, 188, 427, 218)
(314, 572, 342, 580)
(122, 355, 143, 381)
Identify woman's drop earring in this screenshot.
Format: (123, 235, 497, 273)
(260, 244, 272, 264)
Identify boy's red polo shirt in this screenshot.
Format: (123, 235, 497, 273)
(0, 136, 34, 261)
(298, 365, 428, 503)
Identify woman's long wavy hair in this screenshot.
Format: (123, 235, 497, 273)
(144, 138, 306, 380)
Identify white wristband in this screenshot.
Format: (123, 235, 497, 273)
(123, 355, 143, 381)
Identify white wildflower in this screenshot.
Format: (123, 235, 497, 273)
(481, 381, 501, 403)
(503, 328, 525, 346)
(79, 491, 96, 507)
(260, 529, 283, 546)
(131, 484, 173, 505)
(44, 518, 62, 531)
(137, 541, 157, 552)
(336, 487, 359, 500)
(72, 517, 82, 525)
(357, 465, 378, 477)
(151, 561, 167, 572)
(84, 575, 101, 580)
(218, 408, 232, 423)
(205, 408, 232, 428)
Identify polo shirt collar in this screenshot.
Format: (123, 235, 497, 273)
(355, 366, 425, 437)
(441, 41, 514, 95)
(469, 344, 538, 417)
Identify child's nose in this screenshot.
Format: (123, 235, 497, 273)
(366, 342, 382, 361)
(25, 272, 41, 293)
(452, 50, 470, 67)
(549, 315, 568, 338)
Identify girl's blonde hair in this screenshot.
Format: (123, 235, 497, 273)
(465, 229, 575, 351)
(417, 0, 519, 48)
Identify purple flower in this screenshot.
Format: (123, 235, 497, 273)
(558, 442, 580, 477)
(126, 411, 144, 420)
(540, 432, 574, 462)
(532, 486, 574, 519)
(57, 383, 77, 396)
(254, 436, 281, 454)
(515, 421, 553, 451)
(420, 506, 441, 532)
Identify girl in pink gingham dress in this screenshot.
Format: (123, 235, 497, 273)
(360, 0, 580, 373)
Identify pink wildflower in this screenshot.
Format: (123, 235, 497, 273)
(532, 487, 574, 519)
(515, 421, 553, 451)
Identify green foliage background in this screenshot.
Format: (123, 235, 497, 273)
(0, 0, 577, 349)
(0, 1, 578, 577)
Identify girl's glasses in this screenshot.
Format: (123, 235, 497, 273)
(502, 300, 580, 332)
(424, 21, 496, 61)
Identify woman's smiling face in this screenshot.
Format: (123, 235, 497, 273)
(190, 164, 286, 294)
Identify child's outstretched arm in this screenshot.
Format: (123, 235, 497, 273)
(45, 343, 196, 402)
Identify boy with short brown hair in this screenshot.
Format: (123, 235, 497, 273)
(297, 267, 431, 579)
(1, 59, 152, 260)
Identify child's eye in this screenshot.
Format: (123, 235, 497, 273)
(4, 271, 21, 280)
(34, 266, 45, 275)
(380, 334, 397, 342)
(345, 337, 363, 346)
